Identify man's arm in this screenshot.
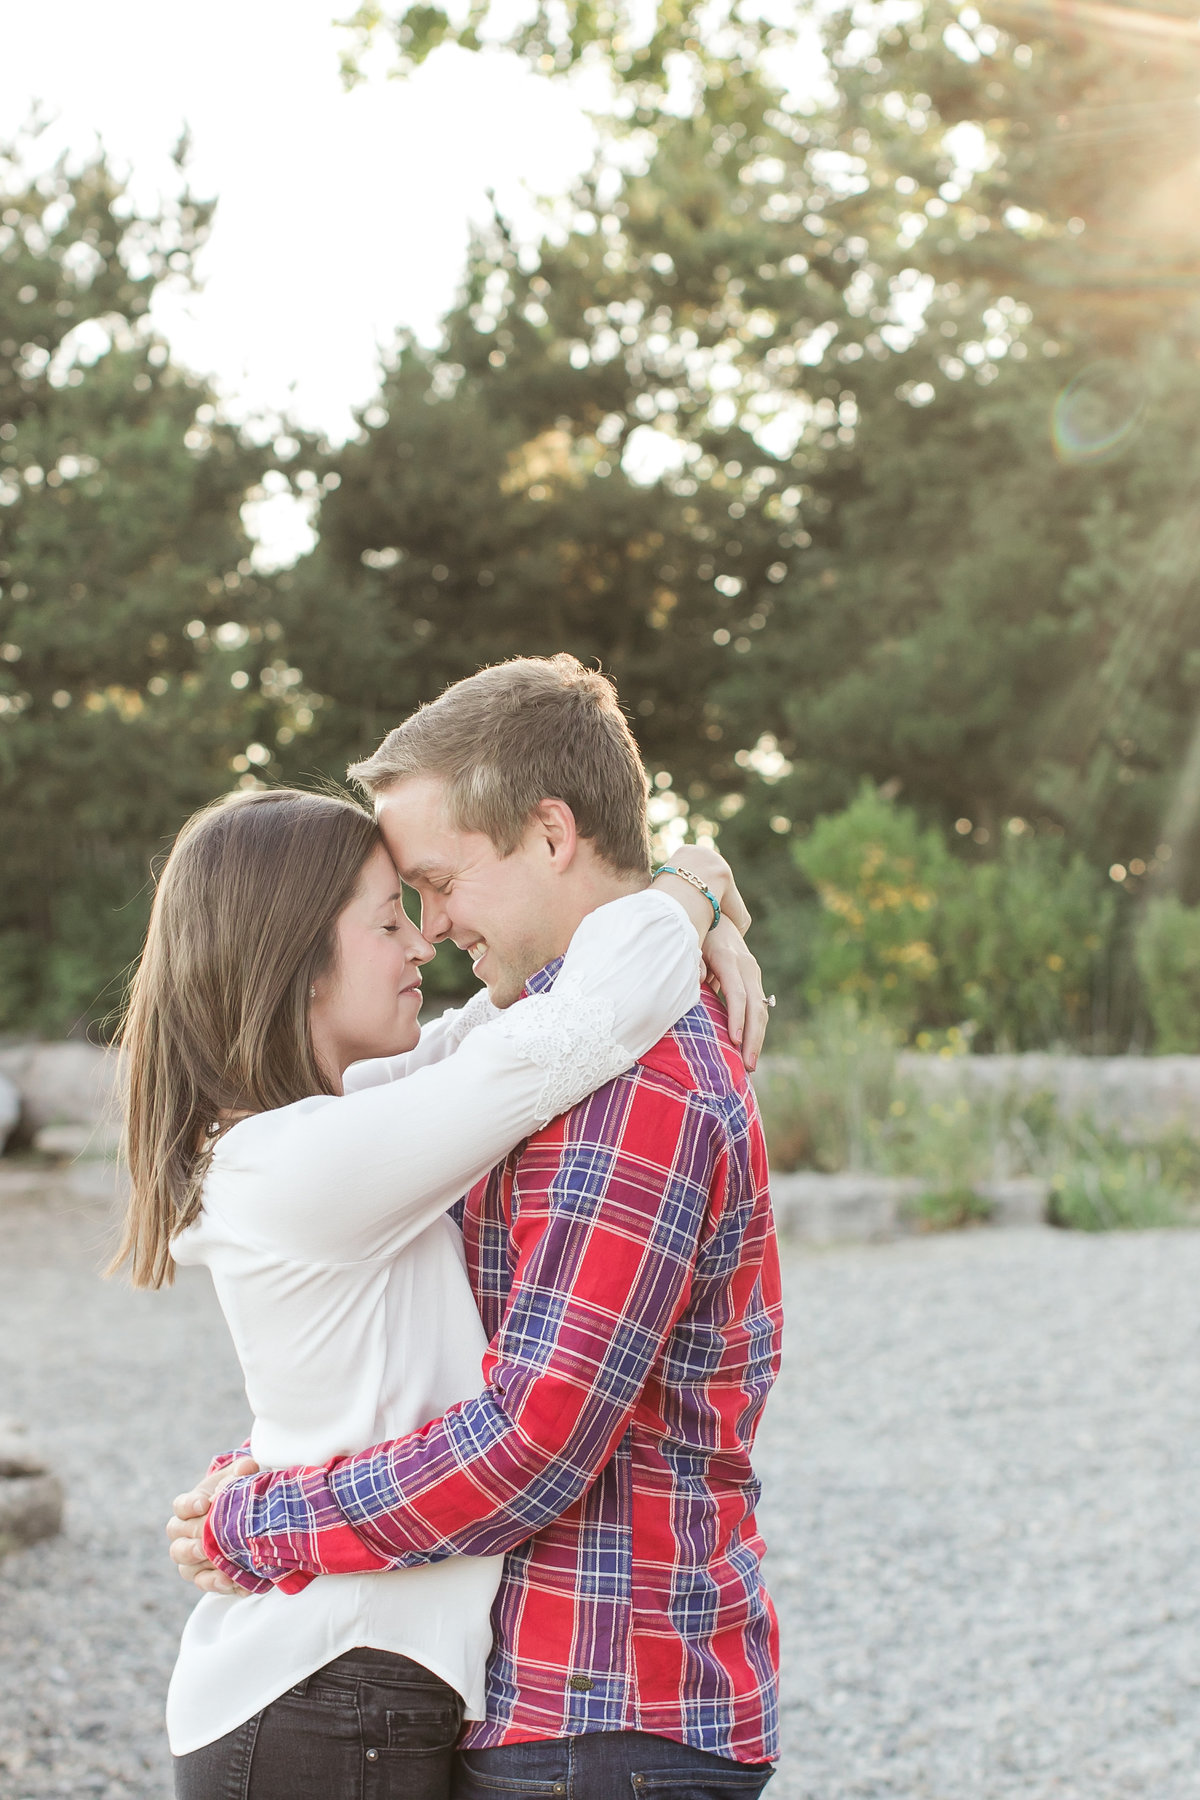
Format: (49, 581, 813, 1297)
(200, 1077, 721, 1590)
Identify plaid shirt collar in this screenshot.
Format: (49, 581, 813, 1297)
(523, 955, 564, 999)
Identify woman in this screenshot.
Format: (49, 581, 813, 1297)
(112, 786, 766, 1799)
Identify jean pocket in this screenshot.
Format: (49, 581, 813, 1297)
(454, 1747, 567, 1794)
(385, 1699, 462, 1753)
(278, 1680, 359, 1714)
(629, 1764, 774, 1799)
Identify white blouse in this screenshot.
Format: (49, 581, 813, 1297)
(165, 890, 701, 1756)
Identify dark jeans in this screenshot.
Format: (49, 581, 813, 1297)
(174, 1647, 463, 1800)
(453, 1730, 775, 1799)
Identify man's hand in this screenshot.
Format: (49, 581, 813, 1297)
(166, 1456, 259, 1595)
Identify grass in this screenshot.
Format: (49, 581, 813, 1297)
(903, 1186, 994, 1233)
(756, 1001, 1198, 1232)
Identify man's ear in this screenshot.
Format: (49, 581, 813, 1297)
(532, 798, 580, 870)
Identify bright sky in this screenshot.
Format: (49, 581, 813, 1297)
(3, 0, 598, 444)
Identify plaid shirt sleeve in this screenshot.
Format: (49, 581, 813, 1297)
(206, 1439, 252, 1475)
(202, 1073, 721, 1590)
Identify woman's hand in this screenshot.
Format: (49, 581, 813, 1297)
(651, 847, 769, 1069)
(701, 919, 770, 1071)
(663, 845, 752, 936)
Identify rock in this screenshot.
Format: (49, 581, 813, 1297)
(897, 1051, 1200, 1144)
(0, 1041, 121, 1140)
(0, 1072, 17, 1154)
(0, 1421, 63, 1556)
(0, 1474, 64, 1556)
(32, 1120, 122, 1161)
(759, 1050, 1200, 1147)
(0, 1159, 125, 1206)
(770, 1172, 926, 1244)
(770, 1172, 1050, 1242)
(978, 1177, 1050, 1228)
(0, 1420, 47, 1477)
(0, 1163, 56, 1203)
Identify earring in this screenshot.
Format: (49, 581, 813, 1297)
(309, 985, 316, 999)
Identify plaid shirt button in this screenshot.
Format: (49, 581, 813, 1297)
(568, 1674, 594, 1692)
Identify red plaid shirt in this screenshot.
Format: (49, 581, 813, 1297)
(205, 972, 783, 1764)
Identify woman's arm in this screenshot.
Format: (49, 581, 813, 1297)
(221, 889, 703, 1265)
(345, 845, 766, 1092)
(651, 846, 769, 1067)
(341, 989, 500, 1094)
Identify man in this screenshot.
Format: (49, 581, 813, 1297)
(173, 655, 783, 1797)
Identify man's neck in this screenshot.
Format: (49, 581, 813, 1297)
(543, 867, 649, 964)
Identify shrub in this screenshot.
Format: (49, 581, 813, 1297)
(903, 1186, 992, 1232)
(1134, 896, 1200, 1052)
(792, 785, 950, 1029)
(1048, 1143, 1187, 1231)
(753, 1001, 901, 1172)
(792, 784, 1114, 1047)
(938, 833, 1113, 1050)
(756, 1021, 1200, 1233)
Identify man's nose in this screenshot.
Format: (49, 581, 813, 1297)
(420, 897, 451, 944)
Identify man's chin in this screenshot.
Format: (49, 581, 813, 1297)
(484, 974, 525, 1010)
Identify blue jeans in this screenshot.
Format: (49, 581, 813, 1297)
(173, 1647, 463, 1800)
(453, 1731, 775, 1799)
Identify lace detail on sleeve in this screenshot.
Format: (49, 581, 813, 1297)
(440, 988, 500, 1052)
(494, 972, 635, 1126)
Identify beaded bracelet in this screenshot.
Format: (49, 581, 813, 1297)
(652, 864, 722, 932)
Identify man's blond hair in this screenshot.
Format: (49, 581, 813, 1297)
(347, 655, 652, 876)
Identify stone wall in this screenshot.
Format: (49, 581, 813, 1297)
(4, 1040, 1200, 1159)
(896, 1051, 1200, 1141)
(0, 1043, 121, 1157)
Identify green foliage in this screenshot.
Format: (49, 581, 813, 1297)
(792, 786, 1113, 1046)
(753, 1001, 901, 1172)
(937, 832, 1114, 1050)
(307, 0, 1200, 1041)
(793, 784, 949, 1021)
(1048, 1138, 1188, 1232)
(874, 1067, 1004, 1186)
(903, 1186, 991, 1232)
(8, 0, 1200, 1047)
(758, 1011, 1200, 1230)
(0, 148, 297, 1033)
(756, 1009, 1032, 1183)
(337, 1, 787, 91)
(1134, 896, 1200, 1053)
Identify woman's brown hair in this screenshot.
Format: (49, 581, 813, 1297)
(112, 788, 381, 1289)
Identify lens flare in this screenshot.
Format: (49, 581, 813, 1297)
(1051, 362, 1145, 464)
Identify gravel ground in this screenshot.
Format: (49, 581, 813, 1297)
(0, 1183, 248, 1800)
(3, 1184, 1200, 1799)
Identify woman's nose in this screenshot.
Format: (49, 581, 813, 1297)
(411, 931, 436, 966)
(399, 912, 435, 962)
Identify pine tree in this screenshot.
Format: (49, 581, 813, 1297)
(0, 147, 302, 1030)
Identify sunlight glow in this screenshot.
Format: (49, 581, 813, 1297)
(3, 0, 597, 441)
